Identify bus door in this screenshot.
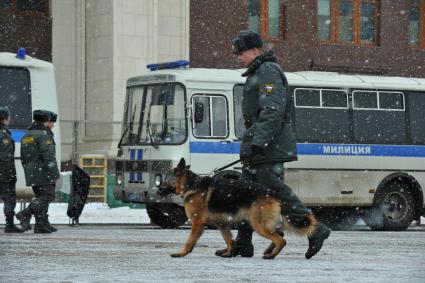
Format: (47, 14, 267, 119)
(190, 92, 238, 174)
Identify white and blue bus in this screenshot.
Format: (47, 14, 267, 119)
(114, 60, 425, 231)
(0, 50, 60, 198)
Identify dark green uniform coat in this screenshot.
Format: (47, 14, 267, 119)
(0, 123, 17, 183)
(20, 123, 59, 186)
(240, 51, 297, 165)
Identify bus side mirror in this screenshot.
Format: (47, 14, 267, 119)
(194, 102, 204, 123)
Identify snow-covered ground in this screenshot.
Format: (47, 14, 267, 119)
(1, 224, 425, 282)
(0, 203, 424, 226)
(0, 203, 150, 225)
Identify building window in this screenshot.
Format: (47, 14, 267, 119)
(0, 0, 49, 16)
(248, 0, 285, 39)
(317, 0, 380, 46)
(410, 0, 425, 48)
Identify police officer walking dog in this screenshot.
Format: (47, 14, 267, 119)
(16, 110, 60, 234)
(0, 107, 25, 233)
(216, 31, 331, 259)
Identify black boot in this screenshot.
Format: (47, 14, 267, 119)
(45, 214, 57, 232)
(16, 210, 32, 231)
(34, 216, 52, 234)
(4, 215, 25, 233)
(305, 222, 331, 259)
(215, 222, 254, 257)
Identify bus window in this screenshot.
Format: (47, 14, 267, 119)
(0, 67, 31, 129)
(321, 90, 348, 108)
(294, 88, 350, 143)
(294, 89, 320, 107)
(353, 91, 378, 109)
(379, 92, 404, 110)
(353, 90, 406, 144)
(233, 85, 244, 139)
(408, 93, 425, 145)
(192, 95, 228, 138)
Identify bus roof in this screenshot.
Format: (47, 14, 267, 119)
(128, 68, 425, 91)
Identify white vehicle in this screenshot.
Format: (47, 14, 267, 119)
(114, 60, 425, 231)
(0, 50, 60, 198)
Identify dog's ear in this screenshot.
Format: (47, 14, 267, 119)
(177, 158, 186, 170)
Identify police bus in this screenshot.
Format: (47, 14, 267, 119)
(114, 60, 425, 231)
(0, 50, 60, 199)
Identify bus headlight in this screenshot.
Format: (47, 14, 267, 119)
(117, 173, 123, 185)
(154, 174, 162, 187)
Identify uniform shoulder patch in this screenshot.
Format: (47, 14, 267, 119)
(265, 84, 274, 93)
(45, 138, 53, 145)
(22, 136, 34, 144)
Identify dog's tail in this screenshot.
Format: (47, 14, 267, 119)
(281, 213, 317, 237)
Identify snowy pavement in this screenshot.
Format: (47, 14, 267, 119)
(0, 203, 151, 225)
(1, 203, 424, 226)
(1, 224, 425, 282)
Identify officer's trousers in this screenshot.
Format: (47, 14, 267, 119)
(21, 184, 55, 219)
(236, 162, 312, 244)
(0, 181, 17, 220)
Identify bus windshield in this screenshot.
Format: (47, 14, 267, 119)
(0, 67, 31, 129)
(120, 83, 186, 146)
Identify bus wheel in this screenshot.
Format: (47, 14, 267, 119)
(362, 182, 415, 231)
(146, 203, 188, 228)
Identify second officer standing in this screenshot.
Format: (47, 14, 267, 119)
(16, 110, 59, 233)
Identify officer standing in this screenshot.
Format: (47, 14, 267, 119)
(216, 31, 331, 259)
(0, 107, 25, 233)
(16, 110, 60, 234)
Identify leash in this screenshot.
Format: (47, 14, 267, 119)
(210, 159, 241, 175)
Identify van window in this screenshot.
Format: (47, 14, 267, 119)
(408, 93, 425, 145)
(353, 91, 406, 144)
(379, 92, 404, 110)
(0, 67, 31, 129)
(353, 91, 378, 109)
(294, 88, 350, 143)
(233, 85, 245, 139)
(295, 89, 320, 107)
(192, 94, 228, 138)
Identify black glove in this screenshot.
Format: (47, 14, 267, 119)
(251, 145, 263, 155)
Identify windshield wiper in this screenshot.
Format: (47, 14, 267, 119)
(160, 88, 169, 141)
(118, 105, 136, 148)
(146, 102, 159, 148)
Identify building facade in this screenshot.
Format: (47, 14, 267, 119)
(1, 0, 189, 162)
(190, 0, 425, 77)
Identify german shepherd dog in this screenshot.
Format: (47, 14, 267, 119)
(162, 158, 317, 259)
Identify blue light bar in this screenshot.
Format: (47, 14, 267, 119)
(16, 47, 26, 59)
(146, 60, 190, 71)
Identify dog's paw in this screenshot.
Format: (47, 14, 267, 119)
(170, 252, 187, 257)
(263, 244, 275, 255)
(262, 254, 276, 260)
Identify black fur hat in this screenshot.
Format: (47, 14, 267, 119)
(232, 30, 263, 54)
(48, 111, 58, 123)
(33, 110, 50, 122)
(0, 106, 10, 120)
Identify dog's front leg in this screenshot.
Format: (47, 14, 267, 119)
(171, 218, 205, 257)
(217, 224, 234, 257)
